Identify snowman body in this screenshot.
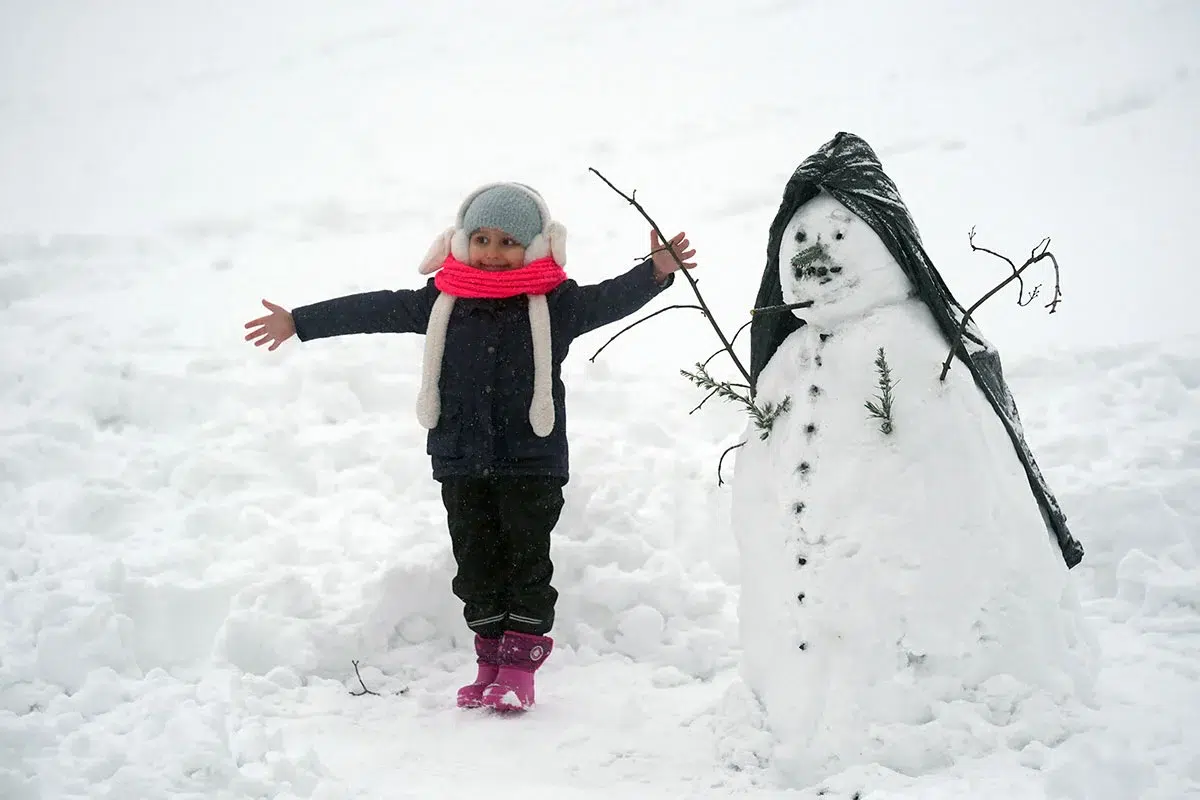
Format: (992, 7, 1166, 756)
(731, 193, 1094, 780)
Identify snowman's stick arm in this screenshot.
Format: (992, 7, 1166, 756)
(750, 300, 814, 315)
(939, 233, 1063, 381)
(589, 167, 753, 386)
(967, 228, 1052, 307)
(589, 304, 704, 363)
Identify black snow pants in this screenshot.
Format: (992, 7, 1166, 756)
(440, 475, 564, 639)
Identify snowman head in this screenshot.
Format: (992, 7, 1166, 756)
(777, 191, 912, 327)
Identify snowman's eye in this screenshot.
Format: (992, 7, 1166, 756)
(795, 230, 807, 244)
(834, 231, 845, 240)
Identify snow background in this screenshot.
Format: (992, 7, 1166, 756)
(1, 0, 1197, 797)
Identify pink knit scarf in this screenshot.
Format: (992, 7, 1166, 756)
(433, 254, 567, 299)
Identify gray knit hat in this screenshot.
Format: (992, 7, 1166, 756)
(461, 185, 543, 247)
(417, 181, 568, 273)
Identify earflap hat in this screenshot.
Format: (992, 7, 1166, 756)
(418, 182, 567, 273)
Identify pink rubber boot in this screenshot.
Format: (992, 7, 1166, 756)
(482, 631, 553, 712)
(456, 635, 501, 709)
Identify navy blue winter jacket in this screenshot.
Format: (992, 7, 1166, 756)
(292, 259, 672, 482)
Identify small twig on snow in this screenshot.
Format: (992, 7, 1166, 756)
(349, 660, 381, 697)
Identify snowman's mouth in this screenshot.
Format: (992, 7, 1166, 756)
(791, 247, 844, 284)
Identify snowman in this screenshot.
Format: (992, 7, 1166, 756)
(730, 133, 1094, 783)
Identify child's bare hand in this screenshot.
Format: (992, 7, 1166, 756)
(650, 230, 697, 283)
(244, 299, 295, 351)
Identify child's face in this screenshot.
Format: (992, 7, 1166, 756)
(468, 227, 527, 271)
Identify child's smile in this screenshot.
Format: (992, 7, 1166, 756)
(468, 227, 527, 270)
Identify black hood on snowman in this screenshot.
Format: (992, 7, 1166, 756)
(751, 131, 1083, 568)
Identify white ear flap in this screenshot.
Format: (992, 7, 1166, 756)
(450, 229, 470, 262)
(418, 227, 455, 275)
(523, 222, 567, 265)
(524, 232, 550, 264)
(546, 221, 567, 267)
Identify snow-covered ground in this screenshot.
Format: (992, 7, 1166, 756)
(2, 1, 1198, 797)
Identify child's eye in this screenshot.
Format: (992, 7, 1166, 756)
(503, 238, 518, 247)
(474, 235, 489, 245)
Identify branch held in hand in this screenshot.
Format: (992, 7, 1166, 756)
(588, 168, 751, 386)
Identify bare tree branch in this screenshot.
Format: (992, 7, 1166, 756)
(940, 231, 1064, 381)
(590, 167, 752, 386)
(1038, 248, 1064, 313)
(968, 226, 1044, 307)
(589, 304, 704, 362)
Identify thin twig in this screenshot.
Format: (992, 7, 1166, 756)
(589, 304, 704, 362)
(690, 387, 721, 414)
(718, 441, 745, 486)
(1039, 250, 1064, 313)
(589, 167, 752, 386)
(968, 226, 1039, 306)
(349, 660, 381, 697)
(940, 233, 1063, 381)
(703, 320, 753, 368)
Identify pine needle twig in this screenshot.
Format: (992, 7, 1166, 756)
(864, 347, 897, 435)
(682, 362, 790, 439)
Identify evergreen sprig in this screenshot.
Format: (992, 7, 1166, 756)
(681, 362, 791, 440)
(864, 347, 897, 435)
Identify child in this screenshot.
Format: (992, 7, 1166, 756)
(243, 182, 696, 711)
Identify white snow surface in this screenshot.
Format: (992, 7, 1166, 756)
(2, 1, 1198, 798)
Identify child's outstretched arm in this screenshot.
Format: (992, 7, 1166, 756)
(564, 230, 697, 338)
(243, 283, 439, 350)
